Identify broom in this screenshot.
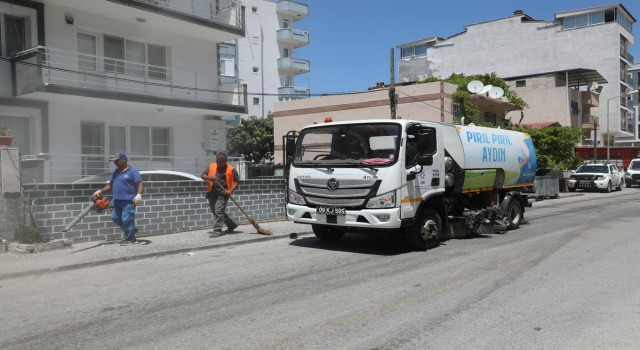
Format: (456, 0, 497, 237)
(211, 179, 272, 236)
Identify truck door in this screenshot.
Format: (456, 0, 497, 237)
(401, 124, 443, 219)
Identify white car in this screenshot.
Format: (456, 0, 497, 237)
(73, 170, 203, 183)
(568, 163, 624, 193)
(625, 158, 640, 188)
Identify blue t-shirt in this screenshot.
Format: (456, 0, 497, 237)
(110, 166, 142, 200)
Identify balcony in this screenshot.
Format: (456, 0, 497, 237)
(581, 114, 597, 129)
(276, 0, 308, 20)
(54, 0, 244, 41)
(277, 28, 309, 48)
(581, 91, 600, 108)
(12, 46, 247, 113)
(278, 86, 310, 100)
(277, 57, 310, 75)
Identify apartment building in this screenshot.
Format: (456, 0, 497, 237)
(397, 4, 636, 149)
(221, 0, 309, 126)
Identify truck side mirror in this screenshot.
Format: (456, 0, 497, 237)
(286, 138, 296, 158)
(416, 154, 433, 166)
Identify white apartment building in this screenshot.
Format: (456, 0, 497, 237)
(220, 0, 308, 126)
(397, 5, 636, 148)
(0, 0, 252, 182)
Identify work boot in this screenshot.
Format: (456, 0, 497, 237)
(226, 222, 238, 233)
(209, 230, 224, 238)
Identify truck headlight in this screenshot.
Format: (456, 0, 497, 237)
(366, 191, 395, 209)
(595, 176, 605, 180)
(289, 190, 305, 205)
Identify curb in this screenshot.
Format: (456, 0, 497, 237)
(0, 232, 314, 280)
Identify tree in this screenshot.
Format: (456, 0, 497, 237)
(422, 73, 527, 125)
(513, 125, 582, 170)
(228, 113, 274, 164)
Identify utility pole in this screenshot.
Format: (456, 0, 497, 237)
(389, 48, 397, 119)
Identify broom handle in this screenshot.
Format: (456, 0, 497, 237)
(211, 179, 253, 222)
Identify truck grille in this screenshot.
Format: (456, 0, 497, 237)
(573, 175, 597, 181)
(295, 178, 380, 208)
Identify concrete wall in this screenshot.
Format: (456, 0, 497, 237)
(0, 147, 22, 241)
(24, 178, 286, 243)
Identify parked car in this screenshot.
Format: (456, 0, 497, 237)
(73, 170, 203, 183)
(625, 159, 640, 188)
(568, 163, 624, 193)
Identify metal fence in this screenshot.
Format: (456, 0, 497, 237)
(21, 153, 247, 183)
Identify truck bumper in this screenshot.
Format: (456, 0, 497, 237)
(286, 204, 403, 229)
(568, 179, 609, 190)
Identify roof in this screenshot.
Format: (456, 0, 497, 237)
(522, 122, 562, 129)
(396, 36, 444, 48)
(555, 3, 636, 23)
(505, 68, 608, 87)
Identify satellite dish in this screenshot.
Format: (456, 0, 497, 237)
(588, 82, 599, 92)
(479, 84, 493, 95)
(467, 80, 484, 93)
(488, 86, 504, 99)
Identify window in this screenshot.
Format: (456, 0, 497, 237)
(4, 15, 26, 57)
(103, 35, 166, 78)
(563, 16, 576, 30)
(282, 19, 290, 29)
(516, 80, 526, 87)
(219, 58, 234, 76)
(126, 40, 145, 76)
(484, 112, 497, 125)
(104, 35, 124, 73)
(401, 46, 414, 58)
(148, 44, 166, 79)
(253, 97, 260, 105)
(129, 126, 171, 159)
(251, 6, 258, 13)
(283, 48, 290, 57)
(575, 14, 588, 27)
(591, 11, 604, 24)
(252, 36, 259, 45)
(81, 122, 105, 176)
(109, 126, 126, 155)
(0, 115, 30, 154)
(414, 44, 427, 56)
(253, 66, 259, 73)
(78, 33, 97, 70)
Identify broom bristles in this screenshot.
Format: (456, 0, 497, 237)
(249, 217, 272, 236)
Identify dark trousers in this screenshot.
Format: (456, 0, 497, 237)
(207, 194, 236, 231)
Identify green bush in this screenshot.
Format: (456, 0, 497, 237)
(14, 225, 48, 244)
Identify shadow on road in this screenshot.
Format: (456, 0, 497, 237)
(289, 233, 417, 256)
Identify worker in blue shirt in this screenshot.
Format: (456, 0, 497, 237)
(93, 153, 143, 245)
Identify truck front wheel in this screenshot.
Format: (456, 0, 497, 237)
(406, 208, 442, 251)
(312, 225, 345, 241)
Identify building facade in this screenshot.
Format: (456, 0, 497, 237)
(397, 5, 636, 149)
(1, 0, 253, 182)
(222, 0, 309, 125)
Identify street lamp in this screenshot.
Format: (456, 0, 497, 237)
(606, 89, 639, 162)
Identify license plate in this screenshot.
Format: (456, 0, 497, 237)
(579, 181, 591, 185)
(317, 206, 346, 215)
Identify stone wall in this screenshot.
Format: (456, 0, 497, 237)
(24, 179, 286, 243)
(1, 147, 22, 241)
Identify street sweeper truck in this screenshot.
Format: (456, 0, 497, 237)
(286, 119, 537, 250)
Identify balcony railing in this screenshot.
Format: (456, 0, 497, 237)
(276, 0, 309, 19)
(276, 28, 309, 47)
(277, 57, 310, 75)
(13, 46, 246, 110)
(278, 86, 310, 100)
(114, 0, 243, 30)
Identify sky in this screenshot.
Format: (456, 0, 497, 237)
(292, 0, 640, 95)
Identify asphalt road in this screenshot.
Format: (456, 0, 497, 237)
(2, 189, 640, 349)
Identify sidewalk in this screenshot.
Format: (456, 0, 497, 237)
(0, 220, 311, 280)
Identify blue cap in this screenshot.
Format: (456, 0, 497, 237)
(109, 153, 127, 161)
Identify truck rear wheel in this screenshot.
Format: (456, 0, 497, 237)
(506, 199, 523, 230)
(312, 224, 345, 241)
(406, 208, 442, 251)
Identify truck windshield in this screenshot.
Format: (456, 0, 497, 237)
(293, 123, 401, 167)
(576, 165, 608, 173)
